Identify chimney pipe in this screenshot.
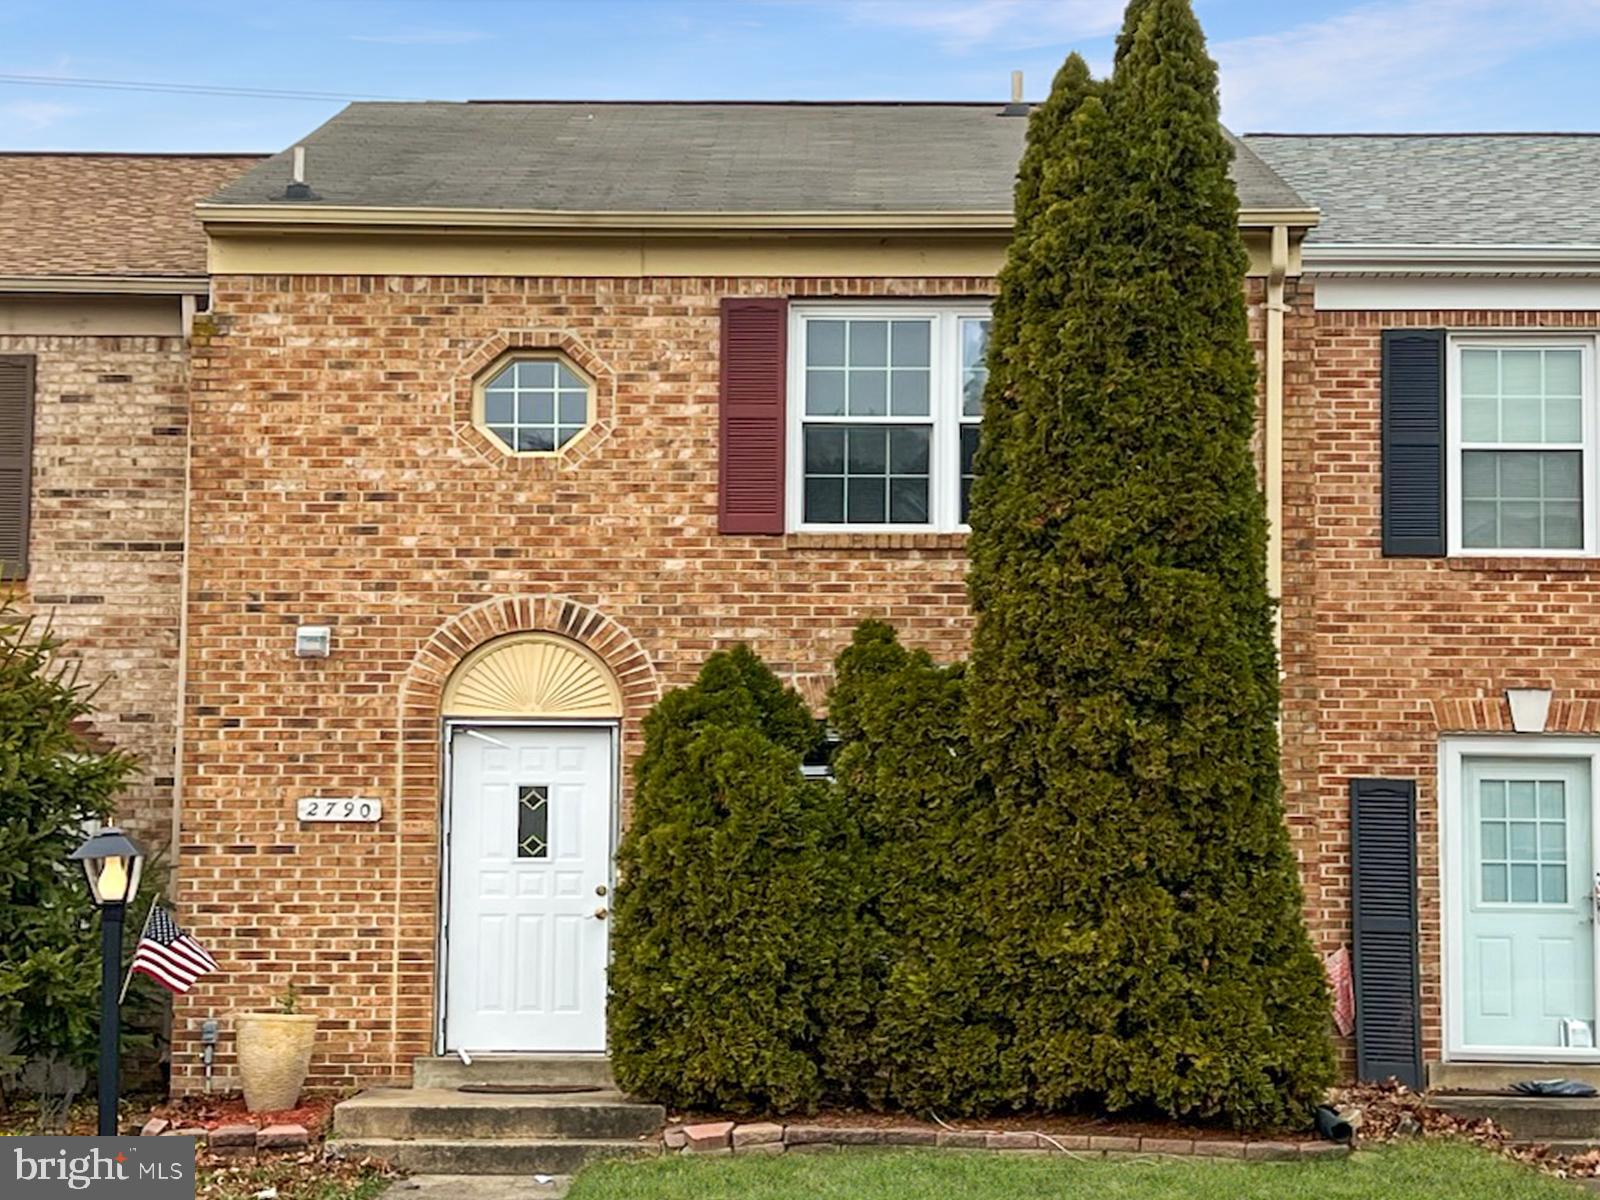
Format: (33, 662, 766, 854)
(1001, 70, 1029, 116)
(284, 144, 315, 200)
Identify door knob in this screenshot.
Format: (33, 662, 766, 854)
(594, 906, 609, 920)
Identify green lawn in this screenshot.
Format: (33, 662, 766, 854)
(567, 1141, 1587, 1200)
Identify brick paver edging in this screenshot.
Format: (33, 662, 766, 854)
(663, 1121, 1351, 1160)
(139, 1120, 311, 1157)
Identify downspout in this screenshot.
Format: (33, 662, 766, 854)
(170, 299, 200, 861)
(1265, 224, 1289, 641)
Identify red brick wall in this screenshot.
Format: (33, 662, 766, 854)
(172, 272, 1298, 1093)
(1282, 298, 1600, 1069)
(1, 333, 188, 847)
(173, 276, 1002, 1091)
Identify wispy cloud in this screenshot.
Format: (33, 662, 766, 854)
(1216, 0, 1600, 130)
(1, 99, 77, 130)
(844, 0, 1123, 50)
(349, 29, 487, 46)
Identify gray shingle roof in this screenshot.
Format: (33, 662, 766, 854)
(205, 101, 1309, 217)
(1243, 134, 1600, 246)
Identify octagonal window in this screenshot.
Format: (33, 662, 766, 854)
(476, 355, 593, 454)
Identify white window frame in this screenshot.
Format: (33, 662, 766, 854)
(473, 351, 597, 458)
(786, 302, 991, 533)
(1439, 735, 1600, 1062)
(1447, 334, 1598, 557)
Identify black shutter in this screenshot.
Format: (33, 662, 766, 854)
(1381, 329, 1446, 556)
(0, 355, 34, 580)
(1351, 777, 1423, 1090)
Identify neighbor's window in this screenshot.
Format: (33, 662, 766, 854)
(958, 316, 990, 524)
(476, 355, 593, 455)
(790, 305, 991, 531)
(1452, 340, 1592, 554)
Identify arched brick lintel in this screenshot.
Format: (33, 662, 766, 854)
(402, 593, 661, 719)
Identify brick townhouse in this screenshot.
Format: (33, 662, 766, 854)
(1, 152, 263, 842)
(6, 106, 1600, 1099)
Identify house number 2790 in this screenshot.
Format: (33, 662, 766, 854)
(297, 797, 382, 822)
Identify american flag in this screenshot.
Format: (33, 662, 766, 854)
(130, 905, 218, 995)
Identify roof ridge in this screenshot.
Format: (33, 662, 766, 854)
(460, 99, 1010, 107)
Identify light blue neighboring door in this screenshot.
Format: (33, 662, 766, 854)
(1462, 757, 1595, 1051)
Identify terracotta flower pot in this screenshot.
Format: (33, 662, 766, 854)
(234, 1012, 318, 1112)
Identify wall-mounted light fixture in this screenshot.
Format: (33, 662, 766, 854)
(295, 625, 332, 659)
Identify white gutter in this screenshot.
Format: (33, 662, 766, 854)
(197, 202, 1321, 236)
(170, 335, 195, 873)
(1303, 243, 1600, 276)
(0, 274, 210, 295)
(1265, 225, 1289, 629)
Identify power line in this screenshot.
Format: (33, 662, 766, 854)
(0, 72, 437, 103)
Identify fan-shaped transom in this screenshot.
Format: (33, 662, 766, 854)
(441, 632, 622, 718)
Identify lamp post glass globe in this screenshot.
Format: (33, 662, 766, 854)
(70, 827, 144, 908)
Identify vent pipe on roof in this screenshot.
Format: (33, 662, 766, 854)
(1000, 70, 1029, 116)
(283, 144, 317, 201)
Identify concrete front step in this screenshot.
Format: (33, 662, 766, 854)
(413, 1056, 615, 1091)
(332, 1136, 657, 1175)
(334, 1088, 665, 1140)
(1428, 1094, 1600, 1142)
(1533, 1139, 1600, 1156)
(383, 1176, 571, 1200)
(1430, 1062, 1600, 1092)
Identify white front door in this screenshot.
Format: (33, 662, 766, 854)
(445, 725, 613, 1053)
(1456, 753, 1597, 1054)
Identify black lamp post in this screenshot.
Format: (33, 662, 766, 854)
(71, 827, 144, 1136)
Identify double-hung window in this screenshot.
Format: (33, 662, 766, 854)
(788, 304, 991, 532)
(1448, 338, 1596, 556)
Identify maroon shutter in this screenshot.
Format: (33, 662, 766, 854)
(718, 297, 787, 534)
(0, 355, 35, 580)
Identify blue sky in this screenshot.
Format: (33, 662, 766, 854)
(3, 0, 1599, 151)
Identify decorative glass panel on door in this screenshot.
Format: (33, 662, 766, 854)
(517, 784, 550, 859)
(1478, 778, 1567, 903)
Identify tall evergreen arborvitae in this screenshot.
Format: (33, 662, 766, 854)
(964, 0, 1334, 1126)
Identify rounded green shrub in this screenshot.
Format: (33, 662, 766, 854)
(608, 646, 861, 1113)
(828, 622, 1015, 1114)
